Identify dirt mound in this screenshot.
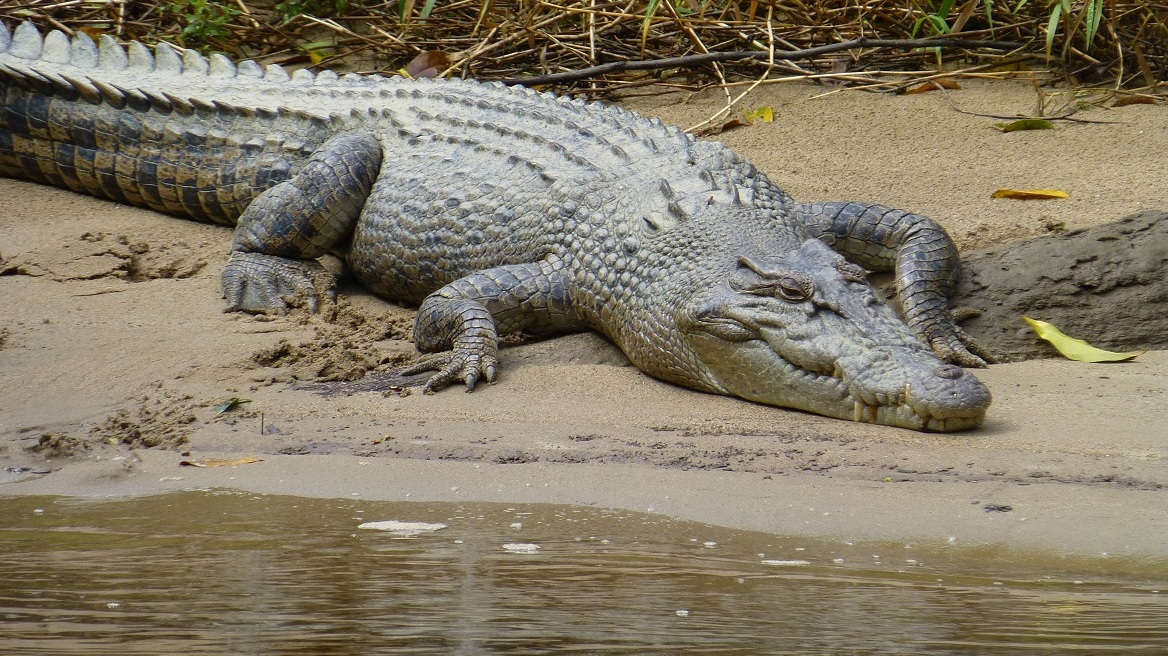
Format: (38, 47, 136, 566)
(250, 299, 416, 383)
(0, 231, 208, 281)
(955, 211, 1168, 361)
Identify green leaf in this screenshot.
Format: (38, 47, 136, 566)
(994, 118, 1055, 132)
(1023, 317, 1141, 362)
(1083, 0, 1103, 49)
(1045, 3, 1062, 56)
(641, 0, 663, 55)
(214, 397, 252, 415)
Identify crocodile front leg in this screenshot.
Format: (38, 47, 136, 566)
(221, 132, 383, 314)
(403, 257, 583, 392)
(794, 201, 994, 367)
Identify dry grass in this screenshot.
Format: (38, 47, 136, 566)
(2, 0, 1164, 96)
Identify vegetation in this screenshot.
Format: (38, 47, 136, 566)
(163, 0, 239, 46)
(1, 0, 1163, 94)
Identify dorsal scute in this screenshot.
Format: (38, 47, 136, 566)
(127, 40, 153, 70)
(41, 29, 71, 64)
(208, 53, 236, 77)
(182, 48, 209, 75)
(264, 64, 290, 82)
(97, 34, 127, 68)
(154, 42, 182, 74)
(9, 21, 43, 59)
(70, 31, 99, 67)
(237, 59, 263, 77)
(60, 73, 102, 103)
(291, 68, 315, 85)
(90, 78, 126, 109)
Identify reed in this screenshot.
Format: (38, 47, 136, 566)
(2, 0, 1164, 94)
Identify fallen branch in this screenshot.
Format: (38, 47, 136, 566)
(496, 37, 1026, 86)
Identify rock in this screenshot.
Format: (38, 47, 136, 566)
(955, 211, 1168, 361)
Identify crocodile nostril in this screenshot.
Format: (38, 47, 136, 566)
(934, 365, 964, 380)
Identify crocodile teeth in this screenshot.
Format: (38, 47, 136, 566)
(854, 400, 877, 423)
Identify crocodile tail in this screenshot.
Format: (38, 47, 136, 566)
(0, 20, 388, 88)
(0, 20, 338, 121)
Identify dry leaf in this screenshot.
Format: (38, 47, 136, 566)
(1023, 317, 1141, 363)
(1112, 95, 1157, 107)
(904, 78, 961, 94)
(214, 397, 251, 415)
(991, 189, 1068, 200)
(994, 119, 1055, 132)
(180, 457, 263, 468)
(405, 51, 451, 79)
(695, 118, 748, 136)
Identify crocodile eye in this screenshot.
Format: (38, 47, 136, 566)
(776, 275, 814, 302)
(837, 260, 868, 283)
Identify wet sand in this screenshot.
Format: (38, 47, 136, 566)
(2, 79, 1165, 557)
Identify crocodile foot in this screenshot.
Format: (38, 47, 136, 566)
(918, 313, 997, 368)
(221, 252, 336, 315)
(399, 350, 499, 393)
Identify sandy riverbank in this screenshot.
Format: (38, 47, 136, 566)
(2, 79, 1165, 557)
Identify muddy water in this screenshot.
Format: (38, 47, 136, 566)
(1, 491, 1165, 654)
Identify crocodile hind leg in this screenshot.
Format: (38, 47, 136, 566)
(221, 132, 383, 314)
(402, 257, 583, 392)
(793, 201, 994, 367)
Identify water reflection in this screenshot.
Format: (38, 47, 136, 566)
(0, 491, 1165, 654)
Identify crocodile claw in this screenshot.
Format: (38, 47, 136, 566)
(400, 351, 499, 393)
(221, 252, 335, 315)
(918, 313, 996, 368)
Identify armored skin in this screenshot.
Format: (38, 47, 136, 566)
(0, 22, 992, 431)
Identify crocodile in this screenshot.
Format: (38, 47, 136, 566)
(0, 21, 992, 431)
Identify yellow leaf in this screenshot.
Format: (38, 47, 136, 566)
(180, 457, 263, 468)
(1023, 317, 1140, 363)
(744, 106, 773, 123)
(991, 189, 1068, 200)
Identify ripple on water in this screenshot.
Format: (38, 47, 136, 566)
(0, 492, 1165, 655)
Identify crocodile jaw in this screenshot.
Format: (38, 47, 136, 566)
(689, 333, 990, 431)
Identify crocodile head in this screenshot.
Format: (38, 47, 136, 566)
(678, 238, 991, 431)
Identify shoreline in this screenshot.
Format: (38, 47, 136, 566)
(5, 448, 1166, 558)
